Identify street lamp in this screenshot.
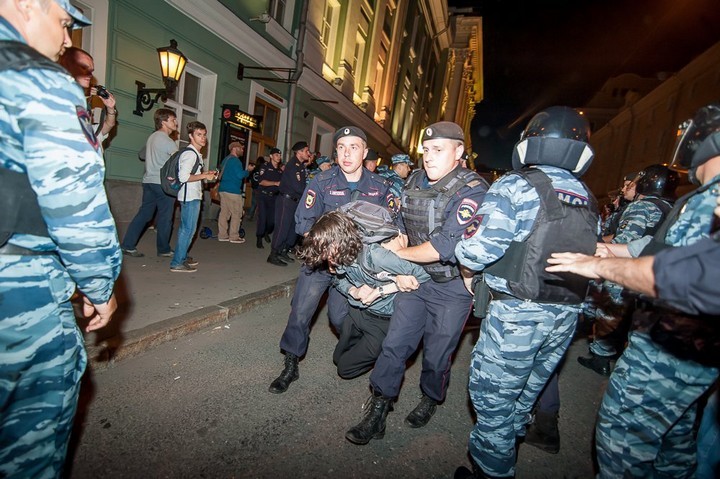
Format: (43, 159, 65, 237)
(133, 39, 187, 116)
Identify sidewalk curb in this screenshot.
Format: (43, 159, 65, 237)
(86, 280, 296, 371)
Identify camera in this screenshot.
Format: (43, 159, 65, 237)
(95, 85, 110, 99)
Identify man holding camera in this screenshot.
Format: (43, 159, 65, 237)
(59, 46, 117, 150)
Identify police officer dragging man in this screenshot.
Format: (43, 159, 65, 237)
(453, 107, 599, 479)
(344, 121, 489, 445)
(268, 126, 394, 394)
(1, 1, 122, 477)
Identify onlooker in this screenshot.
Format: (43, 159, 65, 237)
(218, 140, 254, 243)
(58, 46, 116, 150)
(170, 121, 217, 272)
(0, 2, 121, 477)
(255, 148, 283, 249)
(121, 108, 178, 257)
(363, 148, 379, 173)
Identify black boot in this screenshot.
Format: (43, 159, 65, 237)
(405, 394, 438, 428)
(577, 352, 613, 376)
(267, 251, 287, 267)
(345, 393, 393, 445)
(264, 234, 271, 243)
(256, 237, 264, 249)
(268, 353, 299, 393)
(278, 248, 295, 263)
(524, 410, 560, 454)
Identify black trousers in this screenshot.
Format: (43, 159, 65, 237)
(333, 306, 390, 379)
(256, 193, 277, 237)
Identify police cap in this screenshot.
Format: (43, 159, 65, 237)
(391, 154, 414, 166)
(269, 147, 282, 155)
(55, 0, 92, 28)
(292, 141, 309, 152)
(365, 149, 379, 162)
(423, 121, 464, 142)
(316, 156, 331, 165)
(333, 126, 367, 145)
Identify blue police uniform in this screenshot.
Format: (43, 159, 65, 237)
(0, 18, 121, 478)
(271, 155, 307, 255)
(278, 167, 393, 357)
(255, 161, 282, 239)
(455, 165, 598, 478)
(595, 176, 720, 479)
(369, 166, 488, 403)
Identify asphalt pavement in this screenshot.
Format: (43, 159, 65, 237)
(68, 298, 607, 479)
(83, 212, 301, 369)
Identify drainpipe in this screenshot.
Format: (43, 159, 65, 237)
(285, 0, 308, 155)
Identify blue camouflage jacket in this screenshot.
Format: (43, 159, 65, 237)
(0, 18, 121, 304)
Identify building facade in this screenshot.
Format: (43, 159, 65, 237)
(70, 0, 482, 221)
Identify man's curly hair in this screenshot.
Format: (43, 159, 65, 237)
(298, 211, 363, 270)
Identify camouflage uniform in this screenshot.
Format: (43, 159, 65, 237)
(455, 165, 596, 478)
(0, 19, 121, 478)
(596, 177, 720, 478)
(376, 165, 405, 201)
(590, 196, 672, 357)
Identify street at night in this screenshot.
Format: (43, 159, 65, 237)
(69, 299, 605, 478)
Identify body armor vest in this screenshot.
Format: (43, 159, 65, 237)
(485, 168, 598, 304)
(637, 197, 673, 237)
(402, 167, 484, 282)
(0, 41, 62, 245)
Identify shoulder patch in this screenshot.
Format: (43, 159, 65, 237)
(456, 198, 478, 225)
(77, 105, 100, 151)
(305, 189, 316, 208)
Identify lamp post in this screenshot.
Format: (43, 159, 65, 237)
(133, 39, 187, 116)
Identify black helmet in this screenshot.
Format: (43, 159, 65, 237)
(512, 106, 595, 177)
(670, 103, 720, 185)
(634, 164, 679, 200)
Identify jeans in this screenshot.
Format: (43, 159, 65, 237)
(171, 200, 200, 268)
(121, 183, 175, 254)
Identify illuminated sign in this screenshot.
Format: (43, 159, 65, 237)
(220, 104, 262, 132)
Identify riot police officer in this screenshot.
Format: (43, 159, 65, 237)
(268, 126, 393, 394)
(255, 147, 283, 249)
(454, 107, 599, 478)
(377, 153, 413, 204)
(0, 2, 121, 476)
(345, 121, 489, 445)
(268, 141, 312, 266)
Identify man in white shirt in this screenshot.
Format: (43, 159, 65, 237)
(121, 108, 178, 257)
(170, 121, 217, 272)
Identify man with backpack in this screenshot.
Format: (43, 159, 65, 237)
(121, 108, 179, 258)
(299, 201, 430, 380)
(170, 121, 217, 273)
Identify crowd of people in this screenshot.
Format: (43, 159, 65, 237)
(1, 1, 719, 478)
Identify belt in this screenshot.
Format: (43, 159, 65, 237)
(429, 273, 456, 283)
(282, 193, 299, 202)
(0, 243, 58, 256)
(489, 289, 519, 301)
(260, 190, 279, 196)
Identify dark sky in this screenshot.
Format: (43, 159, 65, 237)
(448, 0, 720, 168)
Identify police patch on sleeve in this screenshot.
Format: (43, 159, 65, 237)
(456, 198, 478, 225)
(386, 193, 398, 213)
(305, 189, 316, 208)
(77, 105, 100, 151)
(463, 215, 482, 239)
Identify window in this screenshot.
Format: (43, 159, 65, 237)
(270, 0, 286, 24)
(252, 97, 281, 156)
(383, 3, 394, 38)
(165, 71, 202, 151)
(321, 0, 341, 66)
